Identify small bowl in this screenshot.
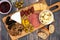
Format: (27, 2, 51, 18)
(0, 1, 12, 14)
(39, 10, 54, 25)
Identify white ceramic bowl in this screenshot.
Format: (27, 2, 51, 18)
(0, 0, 12, 14)
(39, 10, 54, 25)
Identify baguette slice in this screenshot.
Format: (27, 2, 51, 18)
(38, 27, 50, 39)
(49, 24, 55, 34)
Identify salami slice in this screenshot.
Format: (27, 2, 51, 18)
(28, 13, 40, 28)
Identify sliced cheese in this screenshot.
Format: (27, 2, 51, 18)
(33, 3, 47, 11)
(11, 12, 21, 24)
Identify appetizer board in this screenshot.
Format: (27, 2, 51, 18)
(2, 1, 60, 40)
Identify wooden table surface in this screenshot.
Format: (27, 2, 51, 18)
(0, 0, 60, 40)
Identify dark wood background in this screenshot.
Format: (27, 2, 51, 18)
(0, 0, 60, 40)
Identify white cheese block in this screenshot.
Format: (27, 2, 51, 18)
(11, 12, 21, 24)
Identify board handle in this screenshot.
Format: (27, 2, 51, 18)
(48, 2, 60, 12)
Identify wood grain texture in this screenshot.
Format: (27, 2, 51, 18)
(1, 0, 60, 40)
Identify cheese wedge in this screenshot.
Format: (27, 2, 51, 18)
(11, 12, 21, 24)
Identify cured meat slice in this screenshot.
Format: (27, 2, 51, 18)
(28, 13, 40, 28)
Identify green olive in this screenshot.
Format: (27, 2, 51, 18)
(25, 29, 28, 33)
(19, 3, 21, 6)
(18, 6, 21, 8)
(20, 5, 23, 7)
(15, 5, 18, 7)
(20, 0, 24, 4)
(15, 2, 19, 5)
(30, 29, 33, 32)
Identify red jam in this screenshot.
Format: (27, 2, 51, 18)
(0, 2, 10, 13)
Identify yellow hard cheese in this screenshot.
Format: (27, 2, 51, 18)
(33, 3, 47, 11)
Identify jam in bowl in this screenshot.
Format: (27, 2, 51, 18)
(0, 1, 12, 14)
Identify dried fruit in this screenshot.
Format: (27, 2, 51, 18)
(20, 10, 25, 16)
(30, 7, 34, 13)
(20, 7, 34, 17)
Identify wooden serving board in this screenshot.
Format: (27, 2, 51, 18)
(2, 15, 44, 40)
(2, 1, 60, 40)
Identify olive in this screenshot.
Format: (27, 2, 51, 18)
(15, 2, 19, 7)
(15, 1, 19, 5)
(15, 0, 24, 9)
(20, 0, 24, 4)
(19, 3, 21, 6)
(6, 16, 17, 30)
(18, 6, 21, 9)
(6, 16, 16, 25)
(25, 29, 28, 33)
(8, 20, 16, 25)
(20, 5, 23, 7)
(30, 29, 33, 32)
(15, 5, 18, 7)
(6, 16, 10, 25)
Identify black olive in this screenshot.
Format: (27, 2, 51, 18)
(9, 20, 16, 25)
(6, 16, 10, 25)
(6, 16, 16, 30)
(6, 20, 16, 25)
(6, 16, 16, 25)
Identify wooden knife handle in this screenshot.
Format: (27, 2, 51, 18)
(48, 2, 60, 12)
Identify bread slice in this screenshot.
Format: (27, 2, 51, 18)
(38, 27, 50, 39)
(49, 24, 55, 34)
